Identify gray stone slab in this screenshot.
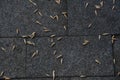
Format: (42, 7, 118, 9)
(26, 36, 113, 77)
(68, 0, 120, 35)
(0, 38, 26, 77)
(26, 37, 56, 77)
(54, 36, 113, 76)
(114, 36, 120, 74)
(0, 0, 67, 37)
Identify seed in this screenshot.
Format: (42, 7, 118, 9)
(26, 41, 35, 46)
(50, 38, 54, 43)
(113, 0, 116, 4)
(118, 72, 120, 75)
(55, 0, 60, 4)
(64, 25, 67, 30)
(51, 42, 56, 47)
(95, 59, 101, 64)
(22, 35, 28, 38)
(12, 45, 16, 51)
(3, 76, 10, 80)
(1, 47, 6, 52)
(95, 10, 97, 16)
(33, 9, 38, 13)
(85, 2, 89, 8)
(53, 50, 57, 55)
(29, 0, 37, 6)
(83, 40, 89, 46)
(29, 32, 36, 39)
(62, 12, 67, 18)
(56, 54, 62, 59)
(60, 58, 63, 64)
(16, 29, 19, 34)
(50, 34, 56, 38)
(88, 23, 92, 28)
(112, 35, 116, 43)
(0, 71, 4, 76)
(95, 5, 101, 9)
(31, 50, 38, 58)
(23, 39, 27, 44)
(100, 1, 104, 7)
(35, 20, 41, 25)
(112, 5, 115, 10)
(98, 35, 101, 40)
(113, 59, 115, 64)
(43, 27, 51, 32)
(57, 37, 63, 41)
(102, 33, 109, 36)
(53, 70, 55, 80)
(80, 75, 86, 78)
(45, 73, 50, 76)
(50, 15, 59, 21)
(38, 11, 43, 16)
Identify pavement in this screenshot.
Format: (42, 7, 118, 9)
(0, 0, 120, 80)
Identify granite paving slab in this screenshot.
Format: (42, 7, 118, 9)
(26, 36, 114, 77)
(0, 0, 67, 37)
(53, 36, 114, 76)
(68, 0, 120, 35)
(0, 38, 26, 78)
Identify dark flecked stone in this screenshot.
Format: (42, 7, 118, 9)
(0, 38, 26, 77)
(26, 37, 56, 77)
(0, 0, 67, 37)
(68, 0, 120, 35)
(114, 36, 120, 74)
(53, 36, 113, 76)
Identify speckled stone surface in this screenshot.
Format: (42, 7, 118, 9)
(68, 0, 120, 35)
(0, 38, 26, 77)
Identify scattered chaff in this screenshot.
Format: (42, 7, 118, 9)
(50, 15, 59, 21)
(50, 34, 56, 38)
(50, 42, 56, 47)
(95, 10, 98, 16)
(95, 59, 101, 64)
(53, 70, 55, 80)
(55, 0, 60, 4)
(98, 35, 101, 40)
(112, 35, 116, 44)
(16, 28, 19, 34)
(113, 58, 116, 64)
(43, 27, 51, 32)
(23, 39, 27, 44)
(0, 71, 4, 76)
(53, 50, 57, 55)
(35, 20, 41, 25)
(102, 33, 109, 35)
(80, 75, 86, 78)
(1, 47, 6, 52)
(31, 50, 38, 58)
(88, 23, 92, 28)
(113, 0, 116, 4)
(64, 25, 67, 30)
(29, 0, 37, 6)
(83, 40, 90, 46)
(56, 54, 62, 59)
(26, 41, 35, 46)
(28, 32, 36, 39)
(95, 5, 101, 9)
(3, 76, 11, 80)
(57, 37, 63, 41)
(60, 58, 63, 64)
(12, 45, 16, 51)
(85, 2, 89, 8)
(62, 12, 67, 18)
(38, 11, 43, 16)
(22, 35, 29, 38)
